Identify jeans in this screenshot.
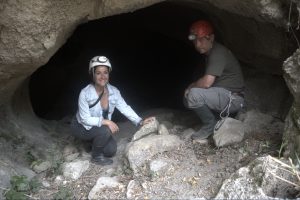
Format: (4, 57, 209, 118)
(70, 118, 117, 158)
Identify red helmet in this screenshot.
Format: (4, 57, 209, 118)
(189, 20, 214, 40)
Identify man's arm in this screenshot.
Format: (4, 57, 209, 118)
(194, 74, 216, 88)
(184, 75, 216, 97)
(184, 74, 216, 97)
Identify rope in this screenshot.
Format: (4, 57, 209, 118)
(214, 92, 233, 131)
(219, 92, 233, 119)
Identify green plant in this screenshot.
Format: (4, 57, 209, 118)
(268, 157, 300, 191)
(43, 144, 64, 176)
(278, 141, 288, 158)
(4, 175, 41, 200)
(262, 140, 270, 148)
(53, 186, 73, 200)
(287, 0, 300, 47)
(25, 151, 36, 164)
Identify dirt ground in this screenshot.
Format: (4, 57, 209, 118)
(31, 109, 285, 200)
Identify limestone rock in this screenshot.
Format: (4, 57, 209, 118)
(160, 120, 173, 129)
(215, 156, 298, 199)
(213, 117, 244, 147)
(32, 161, 51, 173)
(126, 180, 142, 199)
(132, 118, 159, 141)
(282, 48, 300, 158)
(158, 124, 169, 135)
(88, 176, 124, 200)
(149, 159, 169, 174)
(62, 159, 90, 180)
(126, 134, 182, 173)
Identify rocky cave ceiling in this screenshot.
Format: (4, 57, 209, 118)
(0, 0, 298, 124)
(25, 0, 297, 120)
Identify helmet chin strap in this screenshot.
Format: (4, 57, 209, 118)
(92, 69, 95, 81)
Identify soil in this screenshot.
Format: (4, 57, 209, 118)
(31, 109, 284, 199)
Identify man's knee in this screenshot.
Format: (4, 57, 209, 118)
(185, 88, 206, 108)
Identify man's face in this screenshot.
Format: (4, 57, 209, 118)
(192, 34, 214, 54)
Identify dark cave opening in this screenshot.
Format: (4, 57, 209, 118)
(29, 2, 212, 120)
(29, 1, 293, 122)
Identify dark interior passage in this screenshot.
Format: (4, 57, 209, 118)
(29, 2, 213, 120)
(29, 1, 292, 121)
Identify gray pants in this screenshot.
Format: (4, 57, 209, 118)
(184, 87, 244, 114)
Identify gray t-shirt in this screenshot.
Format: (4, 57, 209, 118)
(205, 42, 244, 92)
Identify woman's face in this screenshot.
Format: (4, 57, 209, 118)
(94, 66, 109, 87)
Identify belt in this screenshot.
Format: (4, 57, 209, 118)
(232, 91, 244, 98)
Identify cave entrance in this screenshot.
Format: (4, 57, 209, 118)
(29, 2, 204, 120)
(29, 1, 293, 121)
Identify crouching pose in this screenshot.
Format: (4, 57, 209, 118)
(71, 56, 154, 165)
(184, 20, 245, 140)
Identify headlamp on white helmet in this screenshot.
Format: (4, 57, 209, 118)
(89, 56, 112, 75)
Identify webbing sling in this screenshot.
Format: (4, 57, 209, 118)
(89, 90, 105, 109)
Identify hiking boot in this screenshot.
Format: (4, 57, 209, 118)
(191, 105, 217, 140)
(91, 154, 113, 165)
(191, 129, 213, 140)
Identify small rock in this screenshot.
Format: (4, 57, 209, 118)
(88, 177, 123, 200)
(126, 180, 140, 199)
(192, 138, 209, 145)
(42, 180, 50, 188)
(54, 175, 64, 185)
(32, 161, 51, 173)
(106, 168, 115, 175)
(81, 151, 91, 160)
(149, 159, 168, 173)
(158, 124, 169, 135)
(63, 145, 78, 157)
(64, 153, 79, 162)
(62, 159, 90, 180)
(132, 118, 159, 141)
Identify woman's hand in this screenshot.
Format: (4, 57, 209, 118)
(141, 117, 155, 126)
(102, 119, 119, 134)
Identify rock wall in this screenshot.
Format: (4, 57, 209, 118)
(283, 49, 300, 158)
(0, 0, 162, 106)
(282, 0, 300, 159)
(0, 0, 299, 158)
(191, 0, 285, 24)
(181, 0, 291, 75)
(0, 0, 293, 107)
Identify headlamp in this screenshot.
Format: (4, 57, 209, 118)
(97, 56, 108, 63)
(188, 34, 196, 41)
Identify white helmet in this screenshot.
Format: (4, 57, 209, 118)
(89, 56, 112, 74)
